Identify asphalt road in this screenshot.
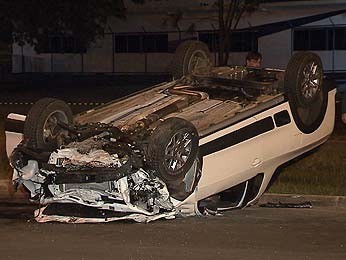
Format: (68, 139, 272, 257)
(0, 203, 345, 260)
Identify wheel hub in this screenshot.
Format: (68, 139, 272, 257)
(187, 50, 209, 75)
(301, 61, 322, 101)
(164, 131, 193, 173)
(43, 111, 68, 144)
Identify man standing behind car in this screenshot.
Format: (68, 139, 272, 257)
(246, 51, 262, 68)
(241, 51, 263, 98)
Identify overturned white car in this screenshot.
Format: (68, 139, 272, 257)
(5, 41, 335, 222)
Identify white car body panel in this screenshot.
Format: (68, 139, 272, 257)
(5, 132, 23, 157)
(5, 113, 26, 157)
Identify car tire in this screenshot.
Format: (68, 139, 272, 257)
(24, 98, 73, 150)
(147, 117, 200, 200)
(171, 40, 212, 79)
(284, 52, 328, 133)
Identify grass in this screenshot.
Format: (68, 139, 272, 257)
(268, 141, 346, 196)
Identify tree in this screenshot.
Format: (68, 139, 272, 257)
(161, 1, 266, 66)
(0, 0, 144, 52)
(216, 0, 263, 65)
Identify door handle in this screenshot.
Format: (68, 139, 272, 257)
(252, 158, 262, 167)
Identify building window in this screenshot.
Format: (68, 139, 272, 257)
(127, 35, 142, 52)
(328, 29, 334, 50)
(294, 29, 329, 51)
(231, 31, 258, 52)
(40, 35, 86, 54)
(293, 27, 346, 51)
(144, 34, 168, 52)
(198, 31, 257, 52)
(114, 34, 168, 53)
(114, 35, 127, 52)
(335, 28, 346, 50)
(309, 29, 327, 50)
(199, 32, 219, 52)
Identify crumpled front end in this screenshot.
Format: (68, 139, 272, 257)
(33, 169, 176, 223)
(10, 123, 194, 223)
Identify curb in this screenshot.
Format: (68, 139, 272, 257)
(259, 193, 346, 208)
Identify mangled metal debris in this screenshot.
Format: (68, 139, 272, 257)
(10, 123, 189, 223)
(259, 201, 313, 209)
(33, 169, 177, 223)
(34, 206, 177, 223)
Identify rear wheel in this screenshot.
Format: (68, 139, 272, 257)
(171, 40, 212, 78)
(284, 52, 327, 133)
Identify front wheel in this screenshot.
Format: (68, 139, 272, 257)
(146, 117, 201, 200)
(24, 98, 73, 150)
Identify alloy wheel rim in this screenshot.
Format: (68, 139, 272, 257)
(187, 50, 209, 74)
(43, 111, 68, 144)
(164, 130, 193, 174)
(301, 61, 322, 102)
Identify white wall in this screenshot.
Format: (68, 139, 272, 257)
(51, 54, 82, 72)
(333, 51, 346, 71)
(259, 30, 292, 69)
(146, 53, 173, 73)
(84, 35, 113, 73)
(12, 43, 51, 73)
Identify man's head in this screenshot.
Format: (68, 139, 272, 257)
(246, 51, 262, 68)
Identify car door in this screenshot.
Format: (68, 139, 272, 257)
(196, 116, 266, 200)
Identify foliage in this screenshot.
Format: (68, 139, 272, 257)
(216, 0, 263, 65)
(0, 0, 143, 52)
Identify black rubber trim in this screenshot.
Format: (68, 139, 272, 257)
(43, 163, 132, 185)
(274, 110, 291, 127)
(5, 119, 24, 133)
(42, 203, 130, 218)
(45, 170, 128, 185)
(200, 116, 275, 156)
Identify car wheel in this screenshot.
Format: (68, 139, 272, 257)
(171, 40, 212, 78)
(24, 98, 73, 150)
(147, 117, 200, 200)
(284, 52, 328, 133)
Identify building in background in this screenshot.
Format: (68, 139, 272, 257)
(12, 0, 346, 76)
(0, 33, 12, 79)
